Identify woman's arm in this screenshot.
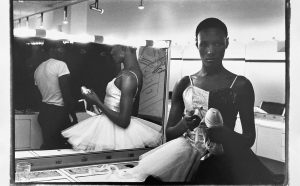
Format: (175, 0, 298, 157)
(59, 74, 78, 123)
(166, 77, 201, 141)
(83, 73, 137, 129)
(234, 77, 256, 147)
(207, 77, 256, 149)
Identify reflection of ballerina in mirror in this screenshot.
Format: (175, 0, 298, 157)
(62, 45, 162, 152)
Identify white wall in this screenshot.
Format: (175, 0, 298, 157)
(22, 0, 285, 43)
(168, 40, 285, 106)
(69, 1, 88, 34)
(85, 0, 285, 43)
(245, 62, 285, 106)
(20, 0, 286, 106)
(245, 41, 285, 106)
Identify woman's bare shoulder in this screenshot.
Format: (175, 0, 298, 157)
(171, 76, 191, 98)
(234, 75, 254, 94)
(175, 76, 191, 90)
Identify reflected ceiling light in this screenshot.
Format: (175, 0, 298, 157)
(103, 36, 121, 45)
(90, 0, 104, 14)
(63, 6, 68, 24)
(18, 19, 21, 27)
(68, 34, 94, 43)
(138, 0, 144, 10)
(18, 0, 24, 3)
(14, 27, 36, 37)
(46, 30, 69, 40)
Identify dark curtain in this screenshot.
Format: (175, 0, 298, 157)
(13, 37, 117, 113)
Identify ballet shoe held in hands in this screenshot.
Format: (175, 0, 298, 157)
(82, 89, 101, 105)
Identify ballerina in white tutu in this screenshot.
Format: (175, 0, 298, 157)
(62, 45, 162, 152)
(129, 18, 276, 184)
(126, 108, 224, 182)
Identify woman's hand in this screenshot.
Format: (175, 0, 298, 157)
(183, 114, 201, 131)
(82, 89, 101, 106)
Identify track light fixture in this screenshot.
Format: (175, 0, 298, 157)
(26, 17, 29, 27)
(90, 0, 104, 14)
(63, 6, 68, 24)
(40, 12, 44, 28)
(18, 19, 21, 27)
(138, 0, 144, 10)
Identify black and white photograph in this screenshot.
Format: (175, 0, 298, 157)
(3, 0, 300, 184)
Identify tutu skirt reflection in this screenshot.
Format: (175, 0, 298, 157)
(62, 114, 162, 151)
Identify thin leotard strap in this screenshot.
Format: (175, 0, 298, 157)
(230, 75, 238, 88)
(115, 70, 139, 97)
(189, 76, 194, 86)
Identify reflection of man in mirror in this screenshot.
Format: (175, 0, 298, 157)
(62, 45, 161, 152)
(34, 39, 77, 150)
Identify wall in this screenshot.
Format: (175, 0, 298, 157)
(69, 1, 88, 34)
(85, 0, 286, 106)
(85, 0, 285, 43)
(17, 0, 286, 106)
(21, 0, 285, 43)
(245, 41, 285, 106)
(168, 40, 285, 106)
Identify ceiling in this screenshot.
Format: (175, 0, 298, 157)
(13, 0, 285, 21)
(13, 0, 90, 20)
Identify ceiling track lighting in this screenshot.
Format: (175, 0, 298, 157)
(90, 0, 104, 14)
(40, 12, 44, 28)
(138, 0, 144, 10)
(63, 6, 68, 24)
(26, 17, 29, 27)
(14, 0, 89, 22)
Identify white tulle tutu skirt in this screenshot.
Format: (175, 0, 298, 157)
(61, 114, 162, 151)
(129, 137, 206, 182)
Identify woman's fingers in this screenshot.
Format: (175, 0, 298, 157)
(184, 115, 201, 130)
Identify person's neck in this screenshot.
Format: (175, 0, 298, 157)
(200, 65, 224, 76)
(123, 62, 139, 72)
(48, 54, 61, 61)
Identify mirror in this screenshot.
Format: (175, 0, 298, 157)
(13, 37, 170, 154)
(13, 1, 286, 183)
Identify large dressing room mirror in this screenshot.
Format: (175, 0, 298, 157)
(13, 36, 170, 155)
(12, 0, 287, 183)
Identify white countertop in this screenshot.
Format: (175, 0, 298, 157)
(255, 117, 285, 130)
